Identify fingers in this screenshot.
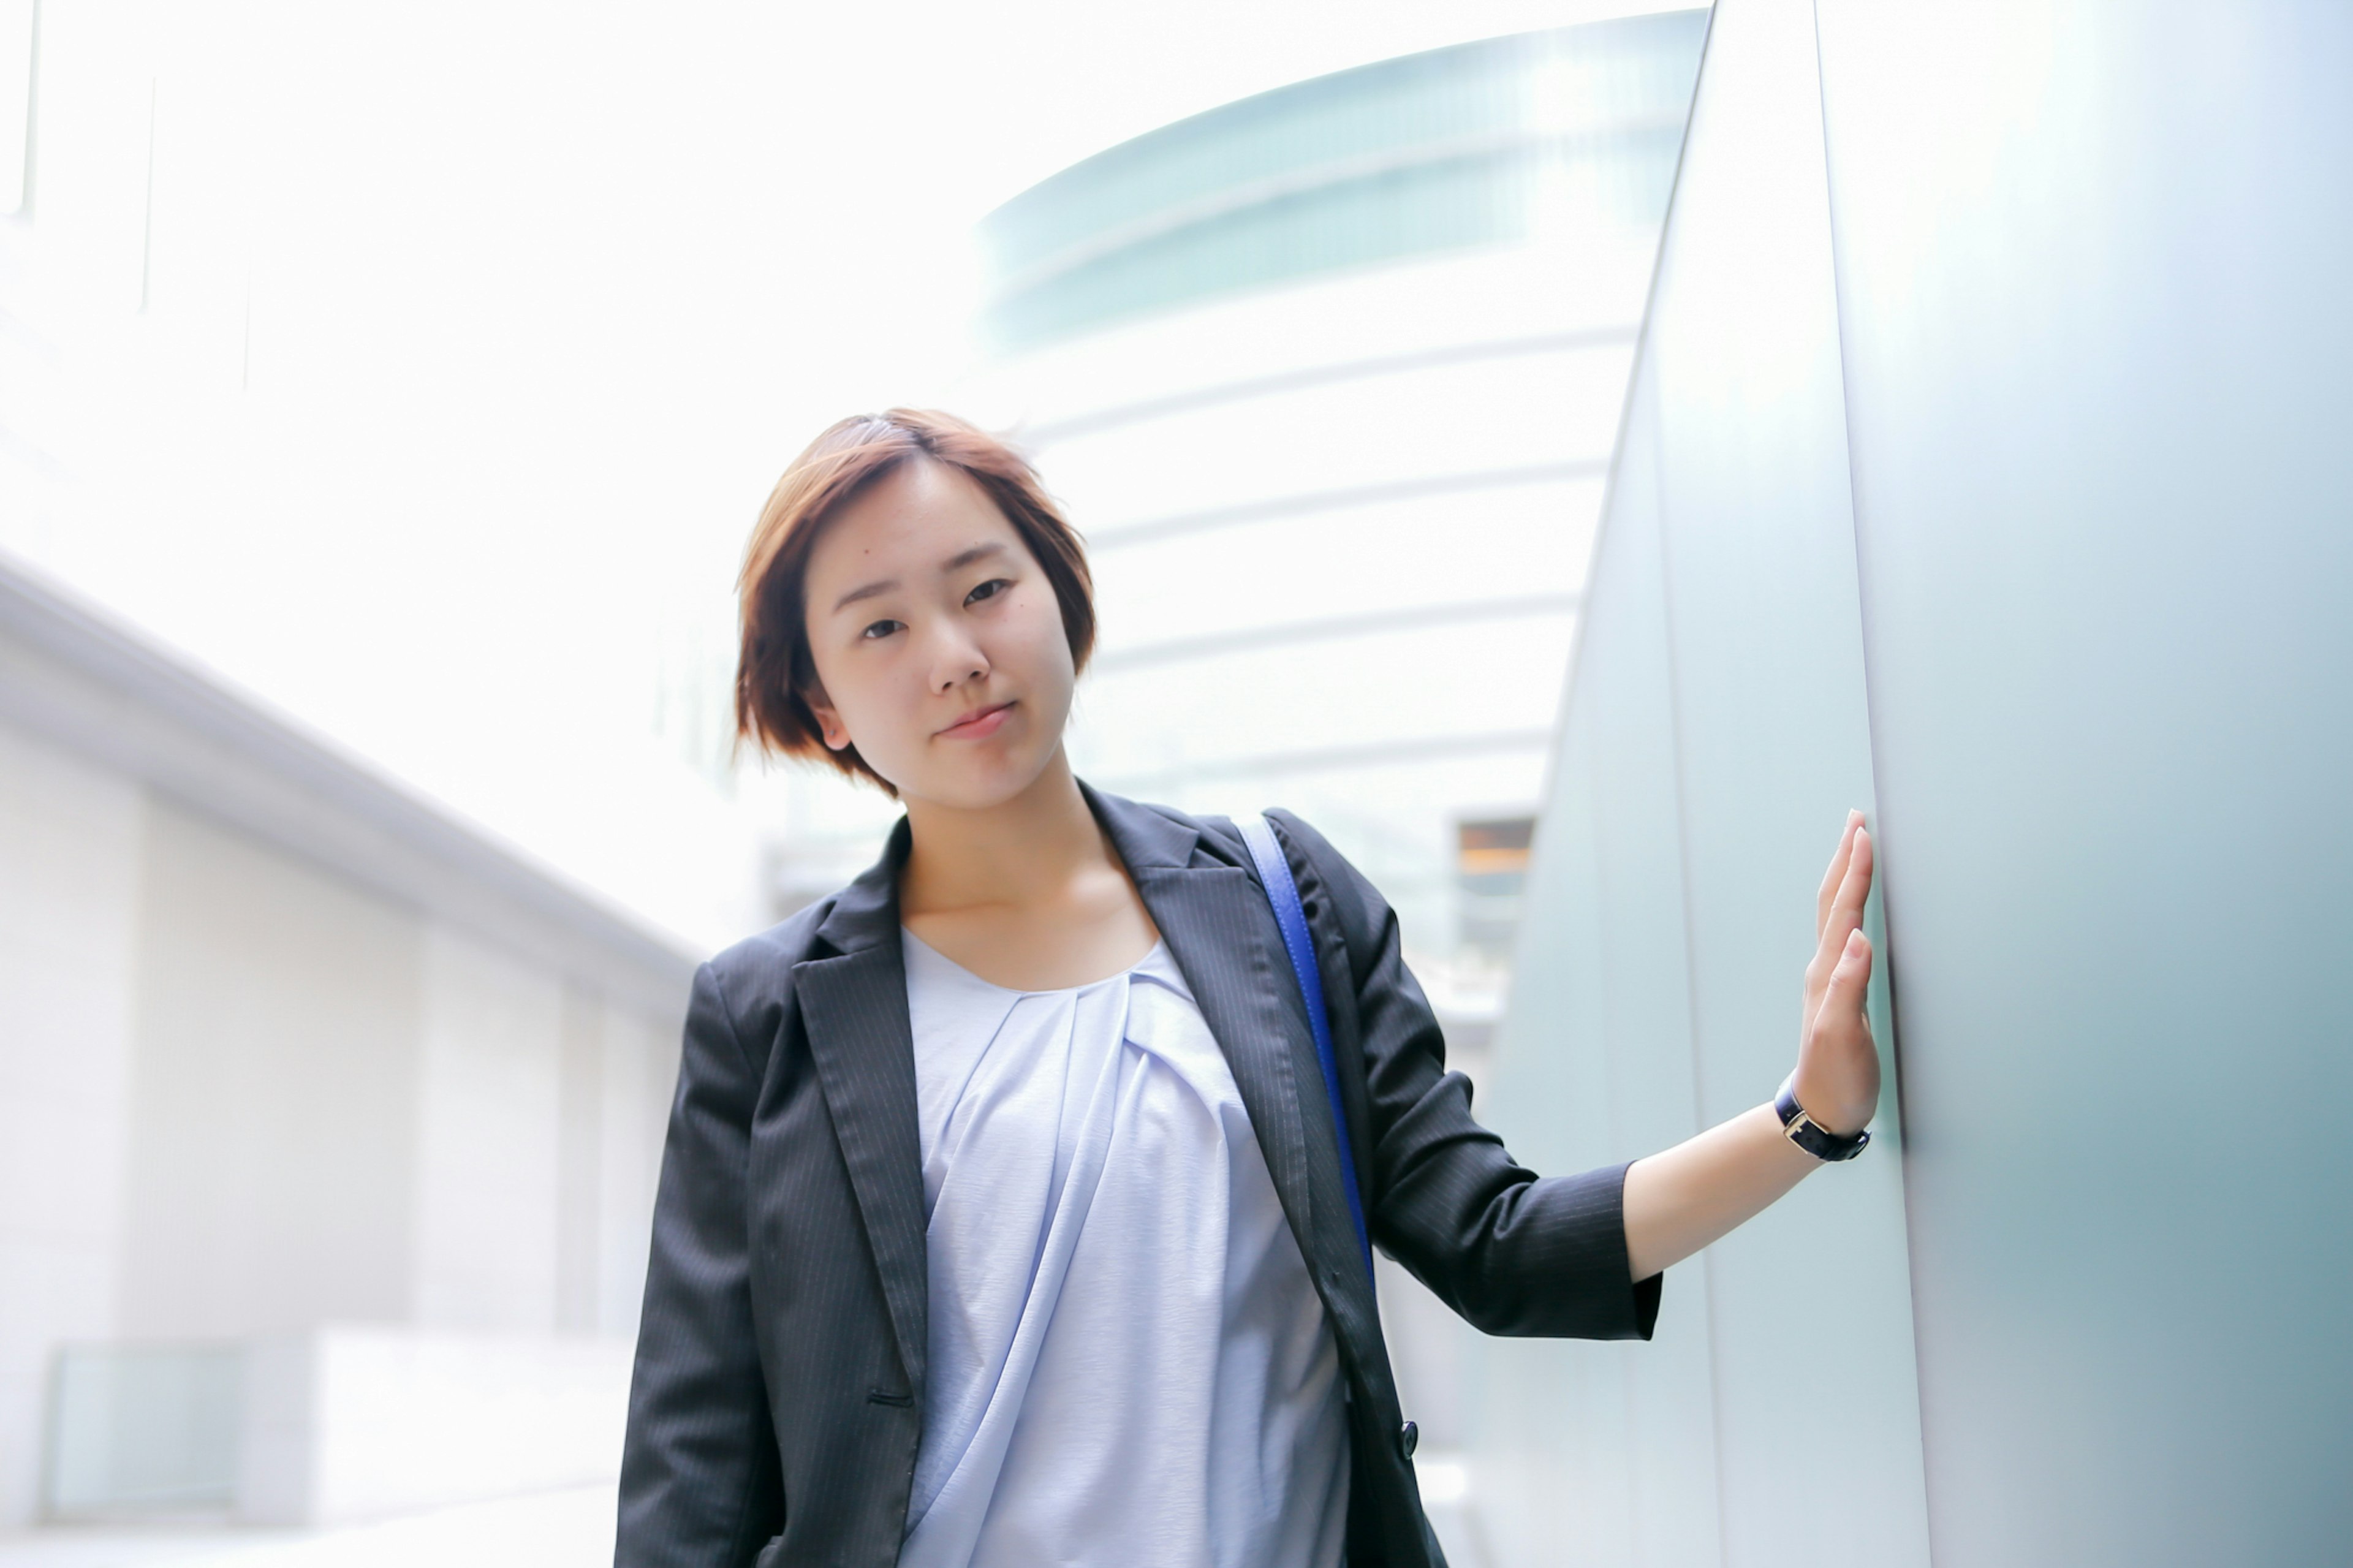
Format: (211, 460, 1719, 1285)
(1821, 824, 1872, 955)
(1827, 926, 1873, 999)
(1816, 929, 1877, 1055)
(1816, 809, 1865, 935)
(1811, 823, 1871, 983)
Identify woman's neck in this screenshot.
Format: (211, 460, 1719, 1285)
(898, 749, 1110, 918)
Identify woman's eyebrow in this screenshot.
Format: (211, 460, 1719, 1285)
(941, 541, 1009, 574)
(831, 577, 898, 613)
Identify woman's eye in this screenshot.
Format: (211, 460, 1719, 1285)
(965, 578, 1012, 606)
(860, 619, 904, 641)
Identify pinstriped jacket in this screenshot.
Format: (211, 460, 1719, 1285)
(615, 783, 1660, 1568)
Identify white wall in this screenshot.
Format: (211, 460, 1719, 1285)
(118, 799, 425, 1338)
(411, 933, 677, 1344)
(0, 720, 692, 1526)
(413, 931, 564, 1335)
(591, 1002, 677, 1341)
(0, 719, 143, 1528)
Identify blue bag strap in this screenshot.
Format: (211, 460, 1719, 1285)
(1237, 813, 1375, 1284)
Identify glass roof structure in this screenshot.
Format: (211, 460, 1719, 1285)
(980, 15, 1707, 349)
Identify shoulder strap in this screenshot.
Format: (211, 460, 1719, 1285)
(1237, 814, 1375, 1283)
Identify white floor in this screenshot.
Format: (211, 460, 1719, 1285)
(0, 1486, 617, 1568)
(1416, 1453, 1492, 1568)
(1, 1465, 1490, 1568)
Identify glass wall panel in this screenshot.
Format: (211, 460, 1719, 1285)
(1813, 4, 2353, 1563)
(1639, 1, 1929, 1562)
(1470, 1, 1931, 1562)
(1480, 1, 2353, 1561)
(44, 1346, 242, 1517)
(1473, 363, 1725, 1568)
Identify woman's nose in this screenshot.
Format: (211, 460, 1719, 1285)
(923, 623, 989, 691)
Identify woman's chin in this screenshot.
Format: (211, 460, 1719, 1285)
(898, 746, 1059, 814)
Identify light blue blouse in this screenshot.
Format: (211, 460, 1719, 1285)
(898, 929, 1348, 1568)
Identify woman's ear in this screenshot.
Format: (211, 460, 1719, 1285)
(802, 680, 853, 752)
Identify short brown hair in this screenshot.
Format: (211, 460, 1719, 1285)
(734, 409, 1096, 793)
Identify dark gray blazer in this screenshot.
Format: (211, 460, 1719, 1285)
(616, 783, 1660, 1568)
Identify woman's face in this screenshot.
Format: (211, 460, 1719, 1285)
(800, 457, 1077, 810)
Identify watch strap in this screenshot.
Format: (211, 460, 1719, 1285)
(1775, 1075, 1870, 1162)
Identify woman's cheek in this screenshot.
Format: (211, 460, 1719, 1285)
(1025, 600, 1077, 674)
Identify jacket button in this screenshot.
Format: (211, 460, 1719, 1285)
(1398, 1420, 1419, 1458)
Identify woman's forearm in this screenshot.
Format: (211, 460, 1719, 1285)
(1621, 1104, 1818, 1280)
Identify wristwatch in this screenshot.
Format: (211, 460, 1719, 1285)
(1775, 1075, 1870, 1162)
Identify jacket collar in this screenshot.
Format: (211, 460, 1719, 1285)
(809, 779, 1209, 957)
(811, 814, 911, 956)
(1083, 777, 1208, 873)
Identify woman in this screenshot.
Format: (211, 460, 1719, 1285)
(615, 410, 1881, 1568)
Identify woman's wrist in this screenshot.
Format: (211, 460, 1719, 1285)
(1788, 1062, 1871, 1137)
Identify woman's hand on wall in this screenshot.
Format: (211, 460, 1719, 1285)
(1620, 811, 1886, 1281)
(1794, 811, 1880, 1137)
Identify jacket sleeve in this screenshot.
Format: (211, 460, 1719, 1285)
(1268, 809, 1662, 1343)
(615, 962, 785, 1567)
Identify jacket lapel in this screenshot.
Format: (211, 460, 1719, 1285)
(1131, 863, 1320, 1244)
(795, 821, 931, 1396)
(1087, 787, 1382, 1352)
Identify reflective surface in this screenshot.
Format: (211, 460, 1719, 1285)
(981, 17, 1704, 349)
(1469, 2, 1928, 1562)
(1480, 0, 2353, 1562)
(45, 1346, 241, 1517)
(1817, 2, 2353, 1562)
(1471, 361, 1727, 1568)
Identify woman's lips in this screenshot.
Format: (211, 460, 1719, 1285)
(938, 701, 1014, 740)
